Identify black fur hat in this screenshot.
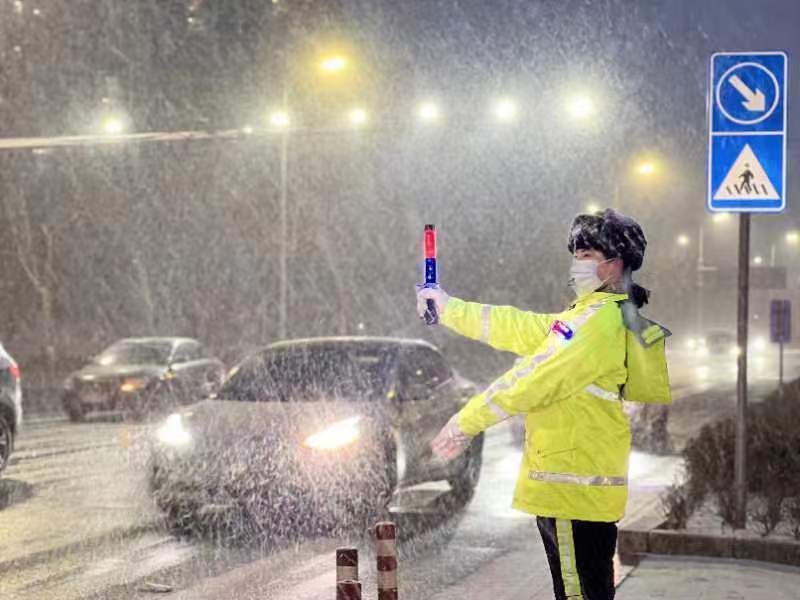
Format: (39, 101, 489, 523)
(567, 208, 647, 272)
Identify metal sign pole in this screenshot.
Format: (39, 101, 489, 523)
(779, 339, 784, 397)
(735, 212, 751, 529)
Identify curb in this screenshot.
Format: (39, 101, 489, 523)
(619, 520, 800, 568)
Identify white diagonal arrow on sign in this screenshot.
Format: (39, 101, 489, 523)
(728, 74, 766, 112)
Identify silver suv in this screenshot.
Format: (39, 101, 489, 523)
(0, 343, 22, 475)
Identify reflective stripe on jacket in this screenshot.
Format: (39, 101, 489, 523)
(441, 291, 638, 522)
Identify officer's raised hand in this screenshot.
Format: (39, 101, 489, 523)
(415, 286, 450, 321)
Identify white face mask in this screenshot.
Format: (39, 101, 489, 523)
(568, 258, 611, 297)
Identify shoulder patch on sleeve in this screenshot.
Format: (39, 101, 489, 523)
(550, 320, 574, 340)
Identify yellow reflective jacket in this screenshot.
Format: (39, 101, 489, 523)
(440, 291, 670, 522)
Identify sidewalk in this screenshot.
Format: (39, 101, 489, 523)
(616, 554, 800, 599)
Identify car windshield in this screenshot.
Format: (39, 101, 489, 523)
(217, 346, 395, 402)
(92, 342, 172, 366)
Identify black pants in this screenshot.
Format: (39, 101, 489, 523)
(536, 517, 617, 600)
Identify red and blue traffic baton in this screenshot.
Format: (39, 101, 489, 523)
(422, 224, 439, 325)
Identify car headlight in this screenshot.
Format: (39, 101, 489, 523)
(120, 377, 147, 393)
(303, 416, 362, 451)
(156, 413, 191, 446)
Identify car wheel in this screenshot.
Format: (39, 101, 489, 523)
(448, 433, 484, 503)
(0, 413, 13, 473)
(63, 394, 86, 422)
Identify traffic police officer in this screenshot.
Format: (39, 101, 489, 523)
(417, 209, 671, 600)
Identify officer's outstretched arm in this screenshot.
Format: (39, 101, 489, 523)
(440, 297, 555, 356)
(456, 304, 616, 436)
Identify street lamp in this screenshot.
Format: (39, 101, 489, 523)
(269, 110, 291, 129)
(417, 101, 440, 123)
(99, 114, 128, 135)
(586, 202, 601, 213)
(636, 161, 657, 176)
(676, 234, 690, 247)
(493, 98, 517, 123)
(348, 108, 368, 126)
(753, 255, 763, 265)
(102, 118, 125, 135)
(319, 55, 349, 74)
(566, 95, 596, 120)
(786, 230, 799, 245)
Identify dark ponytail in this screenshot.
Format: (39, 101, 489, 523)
(622, 268, 650, 308)
(630, 283, 650, 308)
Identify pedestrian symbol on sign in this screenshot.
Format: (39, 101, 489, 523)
(739, 165, 754, 192)
(713, 144, 779, 200)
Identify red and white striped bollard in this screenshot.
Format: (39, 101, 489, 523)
(336, 580, 362, 600)
(336, 547, 359, 583)
(375, 521, 398, 600)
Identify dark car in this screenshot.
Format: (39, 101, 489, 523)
(0, 343, 22, 475)
(148, 337, 482, 537)
(62, 337, 225, 421)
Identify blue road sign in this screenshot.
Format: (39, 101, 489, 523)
(770, 299, 791, 344)
(708, 52, 787, 212)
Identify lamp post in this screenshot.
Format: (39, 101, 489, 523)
(266, 104, 292, 339)
(696, 213, 732, 332)
(275, 52, 351, 339)
(277, 99, 289, 340)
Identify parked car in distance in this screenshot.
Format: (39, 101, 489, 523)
(62, 337, 225, 421)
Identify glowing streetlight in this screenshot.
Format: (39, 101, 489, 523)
(676, 234, 690, 247)
(753, 256, 763, 265)
(586, 202, 601, 213)
(712, 212, 732, 224)
(786, 231, 799, 245)
(636, 161, 657, 176)
(349, 108, 367, 126)
(100, 115, 127, 135)
(493, 98, 517, 123)
(566, 95, 596, 120)
(417, 101, 440, 123)
(268, 110, 290, 129)
(320, 55, 349, 73)
(242, 125, 254, 135)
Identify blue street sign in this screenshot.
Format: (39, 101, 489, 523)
(770, 299, 791, 344)
(708, 52, 787, 212)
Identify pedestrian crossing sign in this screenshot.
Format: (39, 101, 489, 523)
(708, 52, 787, 213)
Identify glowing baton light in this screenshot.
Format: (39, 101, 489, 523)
(422, 224, 439, 325)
